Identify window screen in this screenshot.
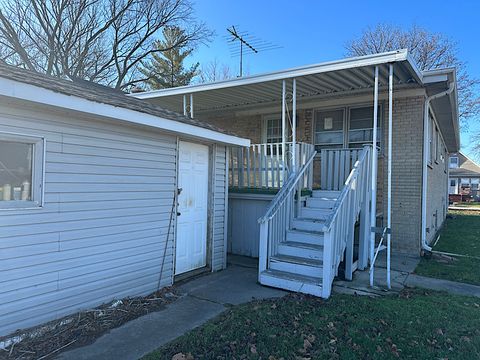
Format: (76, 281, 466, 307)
(314, 109, 344, 150)
(0, 141, 33, 202)
(348, 107, 380, 148)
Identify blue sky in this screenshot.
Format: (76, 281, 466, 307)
(189, 0, 480, 158)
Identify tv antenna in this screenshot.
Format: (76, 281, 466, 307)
(226, 25, 282, 77)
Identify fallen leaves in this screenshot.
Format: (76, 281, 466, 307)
(171, 352, 194, 360)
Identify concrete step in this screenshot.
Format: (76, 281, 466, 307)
(259, 269, 323, 297)
(286, 229, 324, 245)
(300, 207, 332, 220)
(278, 241, 323, 260)
(291, 219, 325, 233)
(311, 190, 341, 199)
(270, 254, 322, 277)
(306, 197, 336, 209)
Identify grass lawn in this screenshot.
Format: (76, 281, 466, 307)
(143, 289, 480, 360)
(415, 210, 480, 285)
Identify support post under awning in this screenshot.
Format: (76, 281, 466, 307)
(292, 78, 297, 171)
(281, 80, 286, 179)
(369, 66, 379, 287)
(386, 63, 393, 289)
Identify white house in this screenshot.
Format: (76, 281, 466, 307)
(0, 64, 248, 337)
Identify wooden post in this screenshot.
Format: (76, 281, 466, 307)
(345, 192, 355, 280)
(258, 221, 268, 278)
(322, 230, 332, 298)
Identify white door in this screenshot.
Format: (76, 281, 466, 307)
(175, 141, 209, 275)
(449, 178, 458, 194)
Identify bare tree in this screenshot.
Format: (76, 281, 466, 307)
(197, 58, 233, 83)
(346, 24, 480, 123)
(0, 0, 211, 89)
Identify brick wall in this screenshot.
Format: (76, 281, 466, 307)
(426, 127, 448, 245)
(380, 96, 425, 254)
(204, 113, 263, 143)
(200, 95, 438, 255)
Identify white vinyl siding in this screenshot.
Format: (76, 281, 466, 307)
(212, 144, 227, 271)
(0, 104, 228, 336)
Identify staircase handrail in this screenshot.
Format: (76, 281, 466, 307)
(258, 150, 317, 224)
(322, 145, 371, 232)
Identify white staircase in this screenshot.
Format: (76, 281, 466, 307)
(259, 190, 339, 296)
(258, 146, 372, 298)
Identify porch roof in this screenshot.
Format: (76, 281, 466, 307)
(133, 49, 422, 113)
(132, 49, 459, 152)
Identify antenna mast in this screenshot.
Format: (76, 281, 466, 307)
(227, 26, 258, 77)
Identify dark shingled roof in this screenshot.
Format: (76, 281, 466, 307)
(0, 62, 236, 137)
(450, 152, 480, 177)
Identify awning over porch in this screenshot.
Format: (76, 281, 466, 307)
(133, 49, 422, 114)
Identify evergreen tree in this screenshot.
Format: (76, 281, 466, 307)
(140, 26, 199, 89)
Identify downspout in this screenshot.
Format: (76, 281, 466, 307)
(421, 82, 455, 252)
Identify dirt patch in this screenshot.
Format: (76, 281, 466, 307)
(0, 287, 179, 360)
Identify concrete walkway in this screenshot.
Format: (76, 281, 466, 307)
(449, 206, 480, 211)
(333, 250, 480, 298)
(57, 258, 285, 360)
(58, 253, 480, 360)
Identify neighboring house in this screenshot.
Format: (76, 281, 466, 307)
(0, 64, 248, 337)
(133, 49, 459, 296)
(448, 152, 480, 201)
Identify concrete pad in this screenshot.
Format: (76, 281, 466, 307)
(406, 274, 480, 298)
(57, 262, 286, 360)
(177, 264, 287, 305)
(334, 266, 409, 296)
(57, 295, 225, 360)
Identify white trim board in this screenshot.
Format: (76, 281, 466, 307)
(0, 77, 250, 147)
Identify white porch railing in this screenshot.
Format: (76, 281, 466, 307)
(320, 148, 363, 191)
(257, 150, 317, 273)
(321, 145, 372, 297)
(229, 142, 315, 189)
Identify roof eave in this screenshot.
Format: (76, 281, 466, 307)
(0, 76, 250, 147)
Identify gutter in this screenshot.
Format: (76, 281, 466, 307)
(421, 82, 455, 252)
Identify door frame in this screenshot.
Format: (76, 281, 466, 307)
(173, 138, 215, 281)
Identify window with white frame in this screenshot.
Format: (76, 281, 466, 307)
(450, 179, 456, 187)
(263, 116, 282, 144)
(449, 156, 459, 168)
(434, 126, 439, 162)
(314, 109, 344, 150)
(0, 133, 44, 208)
(471, 178, 479, 190)
(428, 114, 434, 165)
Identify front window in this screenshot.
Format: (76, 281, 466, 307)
(264, 117, 282, 144)
(472, 178, 479, 190)
(348, 107, 380, 148)
(314, 106, 381, 151)
(314, 109, 344, 150)
(450, 179, 456, 187)
(449, 156, 459, 168)
(0, 133, 44, 208)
